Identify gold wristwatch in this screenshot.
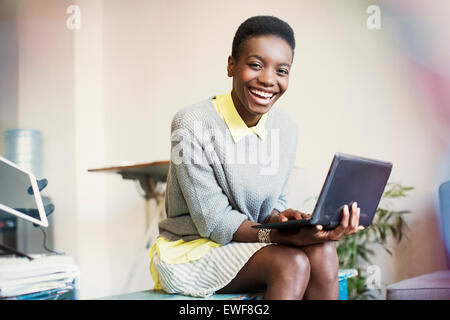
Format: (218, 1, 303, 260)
(257, 228, 272, 243)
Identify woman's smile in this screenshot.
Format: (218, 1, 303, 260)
(248, 86, 278, 104)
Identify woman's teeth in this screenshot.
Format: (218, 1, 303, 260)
(249, 88, 275, 99)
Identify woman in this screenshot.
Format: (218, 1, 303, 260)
(150, 15, 363, 300)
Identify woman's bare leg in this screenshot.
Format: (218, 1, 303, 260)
(217, 244, 311, 300)
(302, 241, 339, 300)
(217, 241, 339, 300)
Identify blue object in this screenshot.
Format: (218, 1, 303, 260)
(27, 178, 48, 195)
(386, 181, 450, 300)
(339, 278, 349, 300)
(25, 177, 54, 227)
(5, 286, 75, 300)
(439, 180, 450, 269)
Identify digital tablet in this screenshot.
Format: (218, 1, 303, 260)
(252, 152, 393, 230)
(0, 156, 48, 227)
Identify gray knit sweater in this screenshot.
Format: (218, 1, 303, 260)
(159, 97, 298, 245)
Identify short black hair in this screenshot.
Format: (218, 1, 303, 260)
(231, 16, 295, 61)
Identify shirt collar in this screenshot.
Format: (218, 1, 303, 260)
(214, 92, 268, 143)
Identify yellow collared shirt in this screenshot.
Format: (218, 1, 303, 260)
(212, 92, 268, 143)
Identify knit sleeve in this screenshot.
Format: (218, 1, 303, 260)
(170, 111, 247, 245)
(272, 167, 291, 213)
(272, 121, 299, 213)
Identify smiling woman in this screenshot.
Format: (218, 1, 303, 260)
(149, 15, 363, 300)
(227, 16, 294, 127)
(228, 35, 292, 126)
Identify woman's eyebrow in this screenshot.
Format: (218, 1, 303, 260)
(247, 54, 264, 61)
(278, 62, 291, 68)
(247, 54, 291, 68)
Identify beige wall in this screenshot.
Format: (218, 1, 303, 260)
(0, 1, 19, 144)
(2, 0, 447, 298)
(13, 0, 79, 263)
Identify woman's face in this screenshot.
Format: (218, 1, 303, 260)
(228, 35, 293, 125)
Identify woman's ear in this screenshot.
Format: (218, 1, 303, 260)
(227, 56, 235, 77)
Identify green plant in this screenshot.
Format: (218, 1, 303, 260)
(335, 182, 414, 299)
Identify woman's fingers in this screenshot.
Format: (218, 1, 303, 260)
(300, 212, 312, 220)
(330, 203, 361, 240)
(356, 207, 361, 230)
(319, 203, 366, 240)
(323, 206, 349, 240)
(353, 205, 362, 233)
(350, 202, 358, 230)
(341, 204, 350, 229)
(347, 205, 365, 235)
(293, 210, 304, 220)
(280, 209, 308, 221)
(344, 203, 356, 235)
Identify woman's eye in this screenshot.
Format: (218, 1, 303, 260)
(249, 63, 262, 69)
(278, 69, 289, 75)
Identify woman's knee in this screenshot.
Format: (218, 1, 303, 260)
(304, 241, 339, 282)
(268, 245, 311, 283)
(290, 248, 311, 275)
(305, 241, 338, 262)
(320, 241, 339, 260)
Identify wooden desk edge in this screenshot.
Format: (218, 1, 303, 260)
(88, 160, 170, 173)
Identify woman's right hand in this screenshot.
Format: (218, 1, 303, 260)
(272, 202, 364, 246)
(267, 208, 311, 224)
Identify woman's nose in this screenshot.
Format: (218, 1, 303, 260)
(258, 69, 276, 87)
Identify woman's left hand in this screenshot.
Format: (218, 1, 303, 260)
(270, 202, 364, 247)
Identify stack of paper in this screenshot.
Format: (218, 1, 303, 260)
(0, 254, 79, 300)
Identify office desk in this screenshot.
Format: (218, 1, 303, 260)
(88, 161, 170, 291)
(88, 161, 169, 199)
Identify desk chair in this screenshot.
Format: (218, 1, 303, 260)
(386, 180, 450, 300)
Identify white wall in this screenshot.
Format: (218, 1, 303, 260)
(2, 0, 448, 299)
